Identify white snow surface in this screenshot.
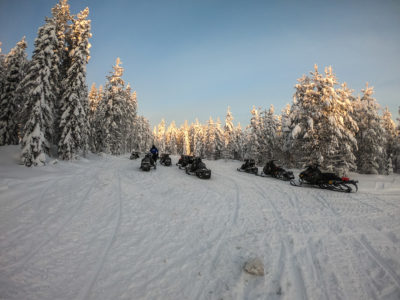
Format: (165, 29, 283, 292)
(1, 145, 400, 300)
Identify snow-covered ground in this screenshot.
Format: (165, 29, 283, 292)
(1, 146, 400, 300)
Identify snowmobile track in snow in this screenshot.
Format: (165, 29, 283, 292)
(1, 153, 399, 300)
(77, 169, 123, 300)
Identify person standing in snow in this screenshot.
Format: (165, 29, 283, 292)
(150, 144, 159, 163)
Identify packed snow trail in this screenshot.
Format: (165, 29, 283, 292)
(0, 147, 400, 299)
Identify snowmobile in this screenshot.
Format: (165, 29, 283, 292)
(185, 157, 211, 179)
(140, 153, 156, 171)
(159, 153, 172, 166)
(237, 159, 258, 175)
(130, 151, 140, 160)
(290, 164, 358, 192)
(259, 160, 294, 181)
(177, 155, 195, 169)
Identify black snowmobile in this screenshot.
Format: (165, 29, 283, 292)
(185, 157, 211, 179)
(290, 164, 358, 192)
(140, 153, 156, 171)
(130, 151, 140, 160)
(259, 160, 294, 181)
(237, 159, 258, 175)
(177, 155, 195, 169)
(159, 153, 172, 166)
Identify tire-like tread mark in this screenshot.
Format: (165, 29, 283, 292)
(8, 175, 98, 274)
(77, 171, 123, 300)
(252, 180, 308, 300)
(359, 234, 400, 290)
(212, 170, 240, 226)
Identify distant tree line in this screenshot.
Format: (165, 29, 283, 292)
(152, 66, 400, 176)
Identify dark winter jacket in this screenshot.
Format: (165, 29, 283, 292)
(150, 146, 159, 161)
(150, 146, 158, 155)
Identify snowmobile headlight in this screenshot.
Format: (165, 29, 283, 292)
(328, 180, 333, 184)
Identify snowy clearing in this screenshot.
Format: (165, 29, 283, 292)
(1, 146, 400, 300)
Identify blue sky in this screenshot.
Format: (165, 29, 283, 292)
(1, 0, 399, 128)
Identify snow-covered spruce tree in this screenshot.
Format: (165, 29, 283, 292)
(259, 105, 278, 164)
(58, 8, 91, 160)
(204, 117, 216, 159)
(278, 103, 293, 166)
(214, 118, 224, 159)
(95, 58, 126, 154)
(334, 82, 359, 175)
(0, 42, 6, 105)
(0, 37, 28, 145)
(193, 119, 204, 157)
(182, 121, 191, 155)
(233, 123, 245, 160)
(394, 107, 400, 173)
(94, 58, 138, 155)
(353, 83, 386, 174)
(141, 116, 153, 151)
(152, 126, 157, 144)
(131, 116, 152, 152)
(288, 65, 358, 175)
(246, 106, 262, 163)
(381, 106, 397, 162)
(125, 86, 137, 153)
(51, 0, 73, 143)
(165, 120, 178, 155)
(156, 119, 166, 153)
(88, 83, 102, 152)
(20, 20, 62, 166)
(224, 107, 235, 159)
(51, 0, 72, 75)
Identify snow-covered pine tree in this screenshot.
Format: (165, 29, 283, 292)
(131, 115, 152, 152)
(259, 105, 278, 164)
(58, 7, 91, 160)
(21, 19, 59, 166)
(391, 106, 400, 173)
(246, 106, 262, 162)
(0, 42, 5, 105)
(224, 106, 235, 159)
(88, 83, 102, 152)
(288, 65, 358, 175)
(140, 116, 153, 152)
(51, 0, 72, 143)
(165, 121, 178, 155)
(214, 118, 224, 159)
(0, 37, 28, 145)
(333, 82, 359, 175)
(156, 119, 166, 153)
(233, 123, 245, 160)
(381, 106, 397, 162)
(95, 58, 129, 155)
(125, 87, 137, 153)
(20, 19, 62, 166)
(179, 120, 191, 155)
(88, 83, 99, 116)
(353, 83, 386, 174)
(51, 0, 72, 74)
(204, 117, 216, 159)
(193, 119, 204, 157)
(279, 103, 292, 166)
